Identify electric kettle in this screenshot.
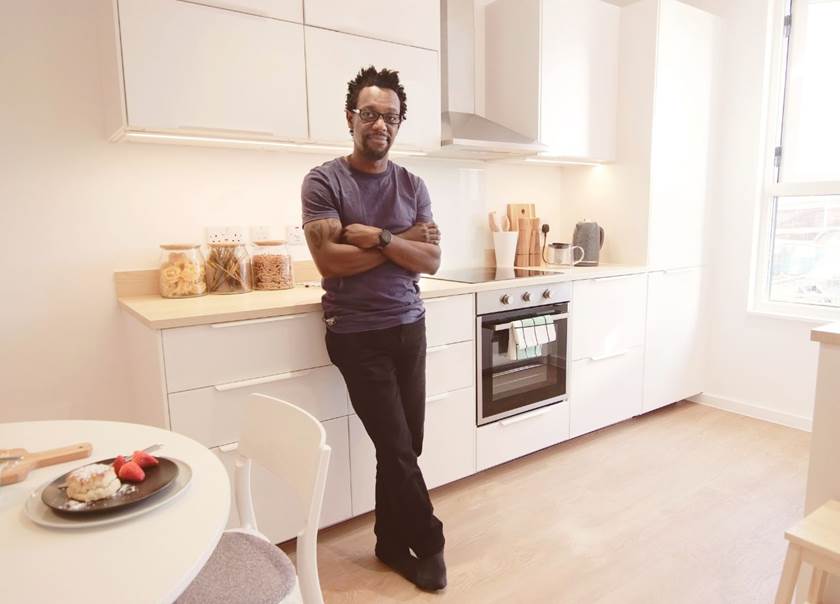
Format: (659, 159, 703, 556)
(572, 220, 605, 266)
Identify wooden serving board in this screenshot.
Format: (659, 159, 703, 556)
(0, 443, 93, 485)
(506, 203, 535, 231)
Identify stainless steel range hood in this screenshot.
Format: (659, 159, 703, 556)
(437, 0, 546, 159)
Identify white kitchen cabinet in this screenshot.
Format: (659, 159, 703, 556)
(304, 26, 441, 150)
(426, 340, 474, 396)
(182, 0, 302, 22)
(476, 401, 570, 471)
(569, 274, 647, 361)
(304, 0, 439, 50)
(484, 0, 619, 161)
(643, 267, 705, 412)
(116, 0, 308, 140)
(349, 387, 476, 515)
(570, 346, 644, 437)
(212, 415, 352, 544)
(424, 295, 474, 348)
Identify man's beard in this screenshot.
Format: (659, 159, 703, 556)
(359, 134, 392, 161)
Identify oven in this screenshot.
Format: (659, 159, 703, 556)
(475, 283, 570, 426)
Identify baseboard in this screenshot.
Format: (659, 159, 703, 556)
(689, 393, 812, 432)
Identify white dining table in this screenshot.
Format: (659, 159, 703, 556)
(0, 420, 230, 604)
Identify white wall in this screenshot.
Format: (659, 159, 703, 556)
(0, 1, 569, 422)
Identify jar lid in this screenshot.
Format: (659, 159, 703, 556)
(252, 239, 286, 246)
(160, 243, 199, 250)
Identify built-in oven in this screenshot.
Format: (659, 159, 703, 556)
(475, 283, 571, 426)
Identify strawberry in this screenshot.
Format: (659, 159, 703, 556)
(118, 460, 145, 482)
(132, 450, 159, 469)
(112, 455, 127, 473)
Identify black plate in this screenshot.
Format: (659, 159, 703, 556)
(41, 457, 179, 515)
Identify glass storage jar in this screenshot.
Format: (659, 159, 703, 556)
(205, 242, 252, 294)
(158, 244, 207, 298)
(250, 240, 294, 290)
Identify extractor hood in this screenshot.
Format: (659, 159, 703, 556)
(436, 0, 546, 159)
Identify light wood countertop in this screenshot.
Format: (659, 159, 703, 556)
(812, 323, 840, 346)
(117, 264, 650, 329)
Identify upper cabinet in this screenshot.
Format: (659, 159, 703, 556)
(114, 0, 308, 141)
(303, 0, 440, 50)
(305, 26, 441, 150)
(183, 0, 302, 21)
(484, 0, 619, 162)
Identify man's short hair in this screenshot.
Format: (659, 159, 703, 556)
(345, 65, 408, 121)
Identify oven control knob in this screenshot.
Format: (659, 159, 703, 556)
(522, 292, 532, 302)
(542, 289, 552, 299)
(500, 294, 510, 305)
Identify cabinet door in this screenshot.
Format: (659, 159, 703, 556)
(182, 0, 302, 22)
(647, 0, 717, 268)
(424, 295, 474, 347)
(118, 0, 307, 140)
(304, 27, 440, 150)
(212, 416, 352, 544)
(570, 346, 643, 438)
(304, 0, 439, 50)
(643, 268, 705, 412)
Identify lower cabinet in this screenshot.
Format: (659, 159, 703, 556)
(569, 346, 644, 438)
(349, 387, 476, 516)
(212, 415, 352, 544)
(476, 401, 570, 471)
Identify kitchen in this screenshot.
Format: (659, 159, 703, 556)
(2, 0, 839, 602)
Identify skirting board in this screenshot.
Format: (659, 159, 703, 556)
(690, 393, 812, 432)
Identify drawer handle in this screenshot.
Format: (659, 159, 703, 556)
(498, 406, 552, 426)
(427, 344, 451, 353)
(592, 274, 636, 283)
(587, 349, 630, 362)
(425, 393, 450, 403)
(663, 267, 698, 275)
(214, 367, 318, 391)
(218, 442, 239, 453)
(211, 314, 311, 329)
(424, 296, 458, 304)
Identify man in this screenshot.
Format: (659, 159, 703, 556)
(300, 66, 447, 592)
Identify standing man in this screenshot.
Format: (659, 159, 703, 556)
(301, 66, 447, 592)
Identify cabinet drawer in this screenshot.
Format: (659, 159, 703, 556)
(426, 340, 474, 396)
(570, 346, 643, 438)
(570, 274, 647, 361)
(162, 312, 329, 392)
(424, 295, 474, 347)
(349, 387, 476, 516)
(169, 364, 349, 448)
(476, 402, 569, 471)
(212, 415, 351, 544)
(183, 0, 302, 22)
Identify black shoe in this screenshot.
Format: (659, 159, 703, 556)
(375, 546, 419, 586)
(415, 551, 447, 592)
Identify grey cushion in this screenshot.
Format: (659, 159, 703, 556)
(176, 532, 297, 604)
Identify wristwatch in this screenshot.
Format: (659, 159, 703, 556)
(377, 229, 392, 249)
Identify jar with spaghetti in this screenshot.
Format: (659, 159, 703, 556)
(205, 242, 251, 294)
(250, 240, 294, 290)
(158, 244, 207, 298)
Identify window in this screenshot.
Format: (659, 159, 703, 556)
(755, 0, 840, 319)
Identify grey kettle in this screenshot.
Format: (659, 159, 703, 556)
(572, 220, 605, 266)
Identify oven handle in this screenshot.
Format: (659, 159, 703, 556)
(492, 312, 568, 332)
(498, 406, 553, 426)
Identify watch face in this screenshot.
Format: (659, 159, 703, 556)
(380, 229, 392, 247)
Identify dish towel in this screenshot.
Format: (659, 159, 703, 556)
(508, 316, 556, 360)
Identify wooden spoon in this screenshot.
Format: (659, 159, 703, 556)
(0, 443, 93, 485)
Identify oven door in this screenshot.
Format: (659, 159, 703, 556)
(476, 302, 568, 426)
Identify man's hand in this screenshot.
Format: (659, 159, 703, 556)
(396, 222, 441, 245)
(342, 224, 382, 249)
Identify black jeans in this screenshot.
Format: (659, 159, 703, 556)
(326, 318, 445, 558)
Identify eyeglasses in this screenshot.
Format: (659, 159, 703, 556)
(350, 108, 403, 125)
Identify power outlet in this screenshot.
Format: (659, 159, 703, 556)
(286, 225, 305, 246)
(205, 226, 245, 244)
(249, 225, 272, 242)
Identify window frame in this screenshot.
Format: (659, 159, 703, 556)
(750, 0, 840, 323)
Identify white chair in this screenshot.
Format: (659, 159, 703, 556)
(177, 393, 332, 604)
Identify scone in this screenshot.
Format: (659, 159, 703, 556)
(66, 463, 121, 502)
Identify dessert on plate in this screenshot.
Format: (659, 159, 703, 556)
(65, 463, 121, 502)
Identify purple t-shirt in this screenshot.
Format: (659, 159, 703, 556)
(301, 157, 434, 334)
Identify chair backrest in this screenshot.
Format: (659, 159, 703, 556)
(235, 393, 331, 604)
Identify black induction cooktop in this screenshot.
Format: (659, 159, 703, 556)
(424, 267, 562, 284)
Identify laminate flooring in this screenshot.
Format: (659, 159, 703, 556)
(285, 402, 810, 603)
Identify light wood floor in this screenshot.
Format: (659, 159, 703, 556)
(289, 402, 810, 603)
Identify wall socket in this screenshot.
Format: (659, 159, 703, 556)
(249, 225, 272, 242)
(286, 225, 305, 246)
(205, 226, 245, 244)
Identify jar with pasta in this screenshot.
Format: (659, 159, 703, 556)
(205, 242, 252, 294)
(158, 244, 207, 298)
(250, 240, 294, 291)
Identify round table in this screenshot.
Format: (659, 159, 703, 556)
(0, 421, 230, 603)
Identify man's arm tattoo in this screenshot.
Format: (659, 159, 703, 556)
(305, 220, 342, 250)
